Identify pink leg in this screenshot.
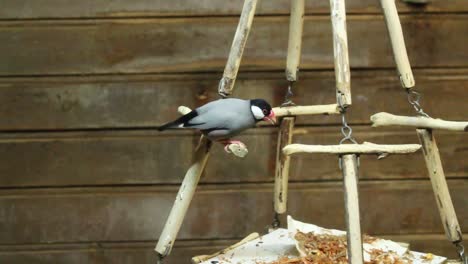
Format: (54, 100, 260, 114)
(219, 140, 246, 153)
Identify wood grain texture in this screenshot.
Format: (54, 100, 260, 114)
(0, 235, 464, 264)
(1, 15, 468, 76)
(0, 127, 466, 188)
(1, 70, 467, 131)
(0, 180, 466, 244)
(1, 0, 468, 19)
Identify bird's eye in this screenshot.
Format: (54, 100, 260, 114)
(262, 109, 268, 115)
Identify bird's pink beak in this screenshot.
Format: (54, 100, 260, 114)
(263, 110, 277, 125)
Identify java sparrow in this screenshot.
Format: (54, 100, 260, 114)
(157, 98, 276, 152)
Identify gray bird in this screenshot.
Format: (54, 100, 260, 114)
(157, 98, 276, 152)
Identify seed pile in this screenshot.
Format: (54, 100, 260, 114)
(262, 231, 411, 264)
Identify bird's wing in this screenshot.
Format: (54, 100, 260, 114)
(184, 109, 240, 130)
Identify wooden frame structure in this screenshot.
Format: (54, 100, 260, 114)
(374, 1, 466, 263)
(283, 143, 421, 264)
(156, 0, 466, 263)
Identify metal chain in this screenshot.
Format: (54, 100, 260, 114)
(281, 81, 296, 107)
(406, 88, 430, 118)
(338, 97, 358, 145)
(456, 242, 468, 264)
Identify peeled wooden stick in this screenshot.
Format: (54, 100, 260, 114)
(342, 154, 364, 264)
(191, 233, 260, 264)
(416, 129, 463, 244)
(155, 108, 212, 258)
(330, 0, 352, 107)
(274, 117, 295, 214)
(218, 0, 258, 97)
(371, 112, 468, 132)
(379, 0, 415, 88)
(285, 0, 305, 82)
(273, 104, 339, 117)
(283, 141, 421, 156)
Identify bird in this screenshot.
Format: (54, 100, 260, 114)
(157, 98, 276, 153)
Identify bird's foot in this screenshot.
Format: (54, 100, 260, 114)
(221, 140, 248, 158)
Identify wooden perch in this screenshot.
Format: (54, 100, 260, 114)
(417, 129, 463, 243)
(273, 104, 339, 117)
(274, 117, 295, 214)
(155, 135, 211, 257)
(218, 0, 258, 97)
(371, 112, 468, 132)
(283, 141, 421, 156)
(342, 154, 364, 264)
(285, 0, 305, 82)
(379, 0, 415, 88)
(330, 0, 352, 107)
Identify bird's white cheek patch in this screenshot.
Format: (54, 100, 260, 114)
(251, 105, 265, 119)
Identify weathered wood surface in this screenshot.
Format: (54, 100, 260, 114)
(1, 70, 467, 131)
(0, 235, 463, 264)
(380, 0, 415, 88)
(217, 0, 258, 97)
(0, 128, 466, 187)
(1, 0, 467, 19)
(274, 117, 295, 214)
(342, 154, 364, 264)
(1, 15, 468, 76)
(372, 112, 468, 131)
(0, 180, 466, 244)
(417, 129, 463, 243)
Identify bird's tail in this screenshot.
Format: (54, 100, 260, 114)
(157, 110, 198, 131)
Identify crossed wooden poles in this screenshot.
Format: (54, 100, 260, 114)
(155, 1, 466, 264)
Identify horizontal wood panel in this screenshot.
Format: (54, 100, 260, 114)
(1, 70, 467, 131)
(0, 127, 466, 187)
(0, 235, 463, 263)
(1, 0, 467, 19)
(1, 15, 468, 76)
(0, 180, 466, 244)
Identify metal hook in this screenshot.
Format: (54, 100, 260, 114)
(455, 242, 467, 264)
(281, 81, 296, 107)
(406, 89, 430, 118)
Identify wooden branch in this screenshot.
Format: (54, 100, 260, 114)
(191, 233, 260, 264)
(330, 0, 352, 107)
(379, 0, 415, 88)
(155, 136, 211, 257)
(371, 112, 468, 132)
(218, 0, 258, 97)
(274, 117, 295, 214)
(285, 0, 305, 82)
(342, 154, 364, 264)
(155, 106, 212, 257)
(416, 129, 463, 243)
(273, 104, 340, 117)
(283, 141, 421, 156)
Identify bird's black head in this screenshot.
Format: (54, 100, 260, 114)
(250, 99, 276, 124)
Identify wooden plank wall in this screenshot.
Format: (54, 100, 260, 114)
(0, 1, 467, 263)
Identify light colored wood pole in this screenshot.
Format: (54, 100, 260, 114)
(218, 0, 258, 97)
(379, 0, 415, 88)
(371, 112, 468, 132)
(274, 117, 295, 214)
(416, 129, 463, 244)
(283, 142, 421, 156)
(273, 104, 340, 117)
(330, 0, 352, 107)
(285, 0, 305, 82)
(341, 154, 364, 264)
(155, 107, 212, 258)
